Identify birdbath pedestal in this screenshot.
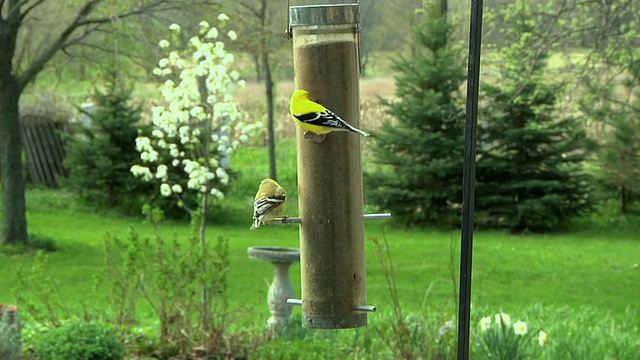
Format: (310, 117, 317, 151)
(248, 246, 300, 333)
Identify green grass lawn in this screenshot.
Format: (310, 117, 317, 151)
(1, 138, 639, 358)
(1, 186, 638, 324)
(2, 138, 640, 325)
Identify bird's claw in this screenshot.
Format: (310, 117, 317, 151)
(303, 131, 326, 143)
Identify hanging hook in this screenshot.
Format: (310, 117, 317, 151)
(285, 0, 293, 39)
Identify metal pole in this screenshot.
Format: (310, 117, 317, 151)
(290, 3, 367, 329)
(458, 0, 483, 358)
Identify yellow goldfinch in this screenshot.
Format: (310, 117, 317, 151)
(290, 89, 370, 137)
(251, 178, 287, 229)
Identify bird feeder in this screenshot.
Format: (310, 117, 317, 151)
(286, 0, 374, 329)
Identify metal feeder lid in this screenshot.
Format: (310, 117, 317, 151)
(289, 4, 359, 27)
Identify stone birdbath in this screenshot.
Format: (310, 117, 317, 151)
(247, 246, 300, 333)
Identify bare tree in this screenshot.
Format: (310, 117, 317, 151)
(228, 0, 288, 181)
(0, 0, 218, 245)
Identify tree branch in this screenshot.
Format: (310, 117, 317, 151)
(16, 0, 104, 89)
(16, 0, 220, 90)
(235, 0, 261, 18)
(6, 0, 28, 20)
(20, 0, 48, 20)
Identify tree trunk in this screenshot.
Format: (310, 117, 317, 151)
(264, 53, 277, 181)
(440, 0, 448, 18)
(0, 75, 28, 245)
(260, 0, 277, 181)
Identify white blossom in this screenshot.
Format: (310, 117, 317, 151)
(210, 188, 224, 200)
(215, 167, 229, 185)
(495, 313, 511, 326)
(479, 316, 492, 332)
(206, 28, 219, 39)
(130, 165, 153, 181)
(513, 320, 527, 335)
(156, 164, 168, 181)
(538, 331, 548, 346)
(152, 129, 165, 138)
(160, 183, 172, 197)
(132, 17, 260, 204)
(135, 137, 151, 152)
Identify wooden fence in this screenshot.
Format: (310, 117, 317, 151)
(20, 115, 69, 188)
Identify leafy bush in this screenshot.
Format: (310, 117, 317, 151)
(94, 206, 231, 356)
(35, 322, 124, 360)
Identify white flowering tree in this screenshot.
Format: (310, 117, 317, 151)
(131, 16, 260, 332)
(132, 15, 259, 223)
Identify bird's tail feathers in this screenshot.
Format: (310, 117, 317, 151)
(250, 219, 261, 230)
(345, 123, 370, 137)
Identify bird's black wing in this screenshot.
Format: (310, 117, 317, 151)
(254, 195, 286, 217)
(294, 110, 349, 129)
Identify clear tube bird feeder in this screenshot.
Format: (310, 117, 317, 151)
(286, 0, 374, 329)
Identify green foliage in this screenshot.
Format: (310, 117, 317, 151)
(472, 305, 640, 360)
(366, 6, 467, 226)
(578, 14, 640, 215)
(251, 331, 355, 359)
(539, 307, 640, 359)
(594, 113, 640, 213)
(62, 74, 153, 215)
(94, 205, 231, 356)
(474, 312, 545, 359)
(35, 322, 124, 360)
(0, 307, 22, 360)
(14, 251, 80, 328)
(27, 233, 57, 252)
(369, 229, 458, 360)
(476, 1, 594, 232)
(0, 233, 56, 255)
(13, 206, 233, 357)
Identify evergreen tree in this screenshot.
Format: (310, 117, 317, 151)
(476, 2, 593, 232)
(596, 113, 640, 214)
(63, 76, 151, 212)
(579, 29, 640, 215)
(365, 5, 466, 226)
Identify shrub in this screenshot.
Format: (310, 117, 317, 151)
(35, 322, 124, 360)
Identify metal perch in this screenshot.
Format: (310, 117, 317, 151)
(265, 213, 392, 225)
